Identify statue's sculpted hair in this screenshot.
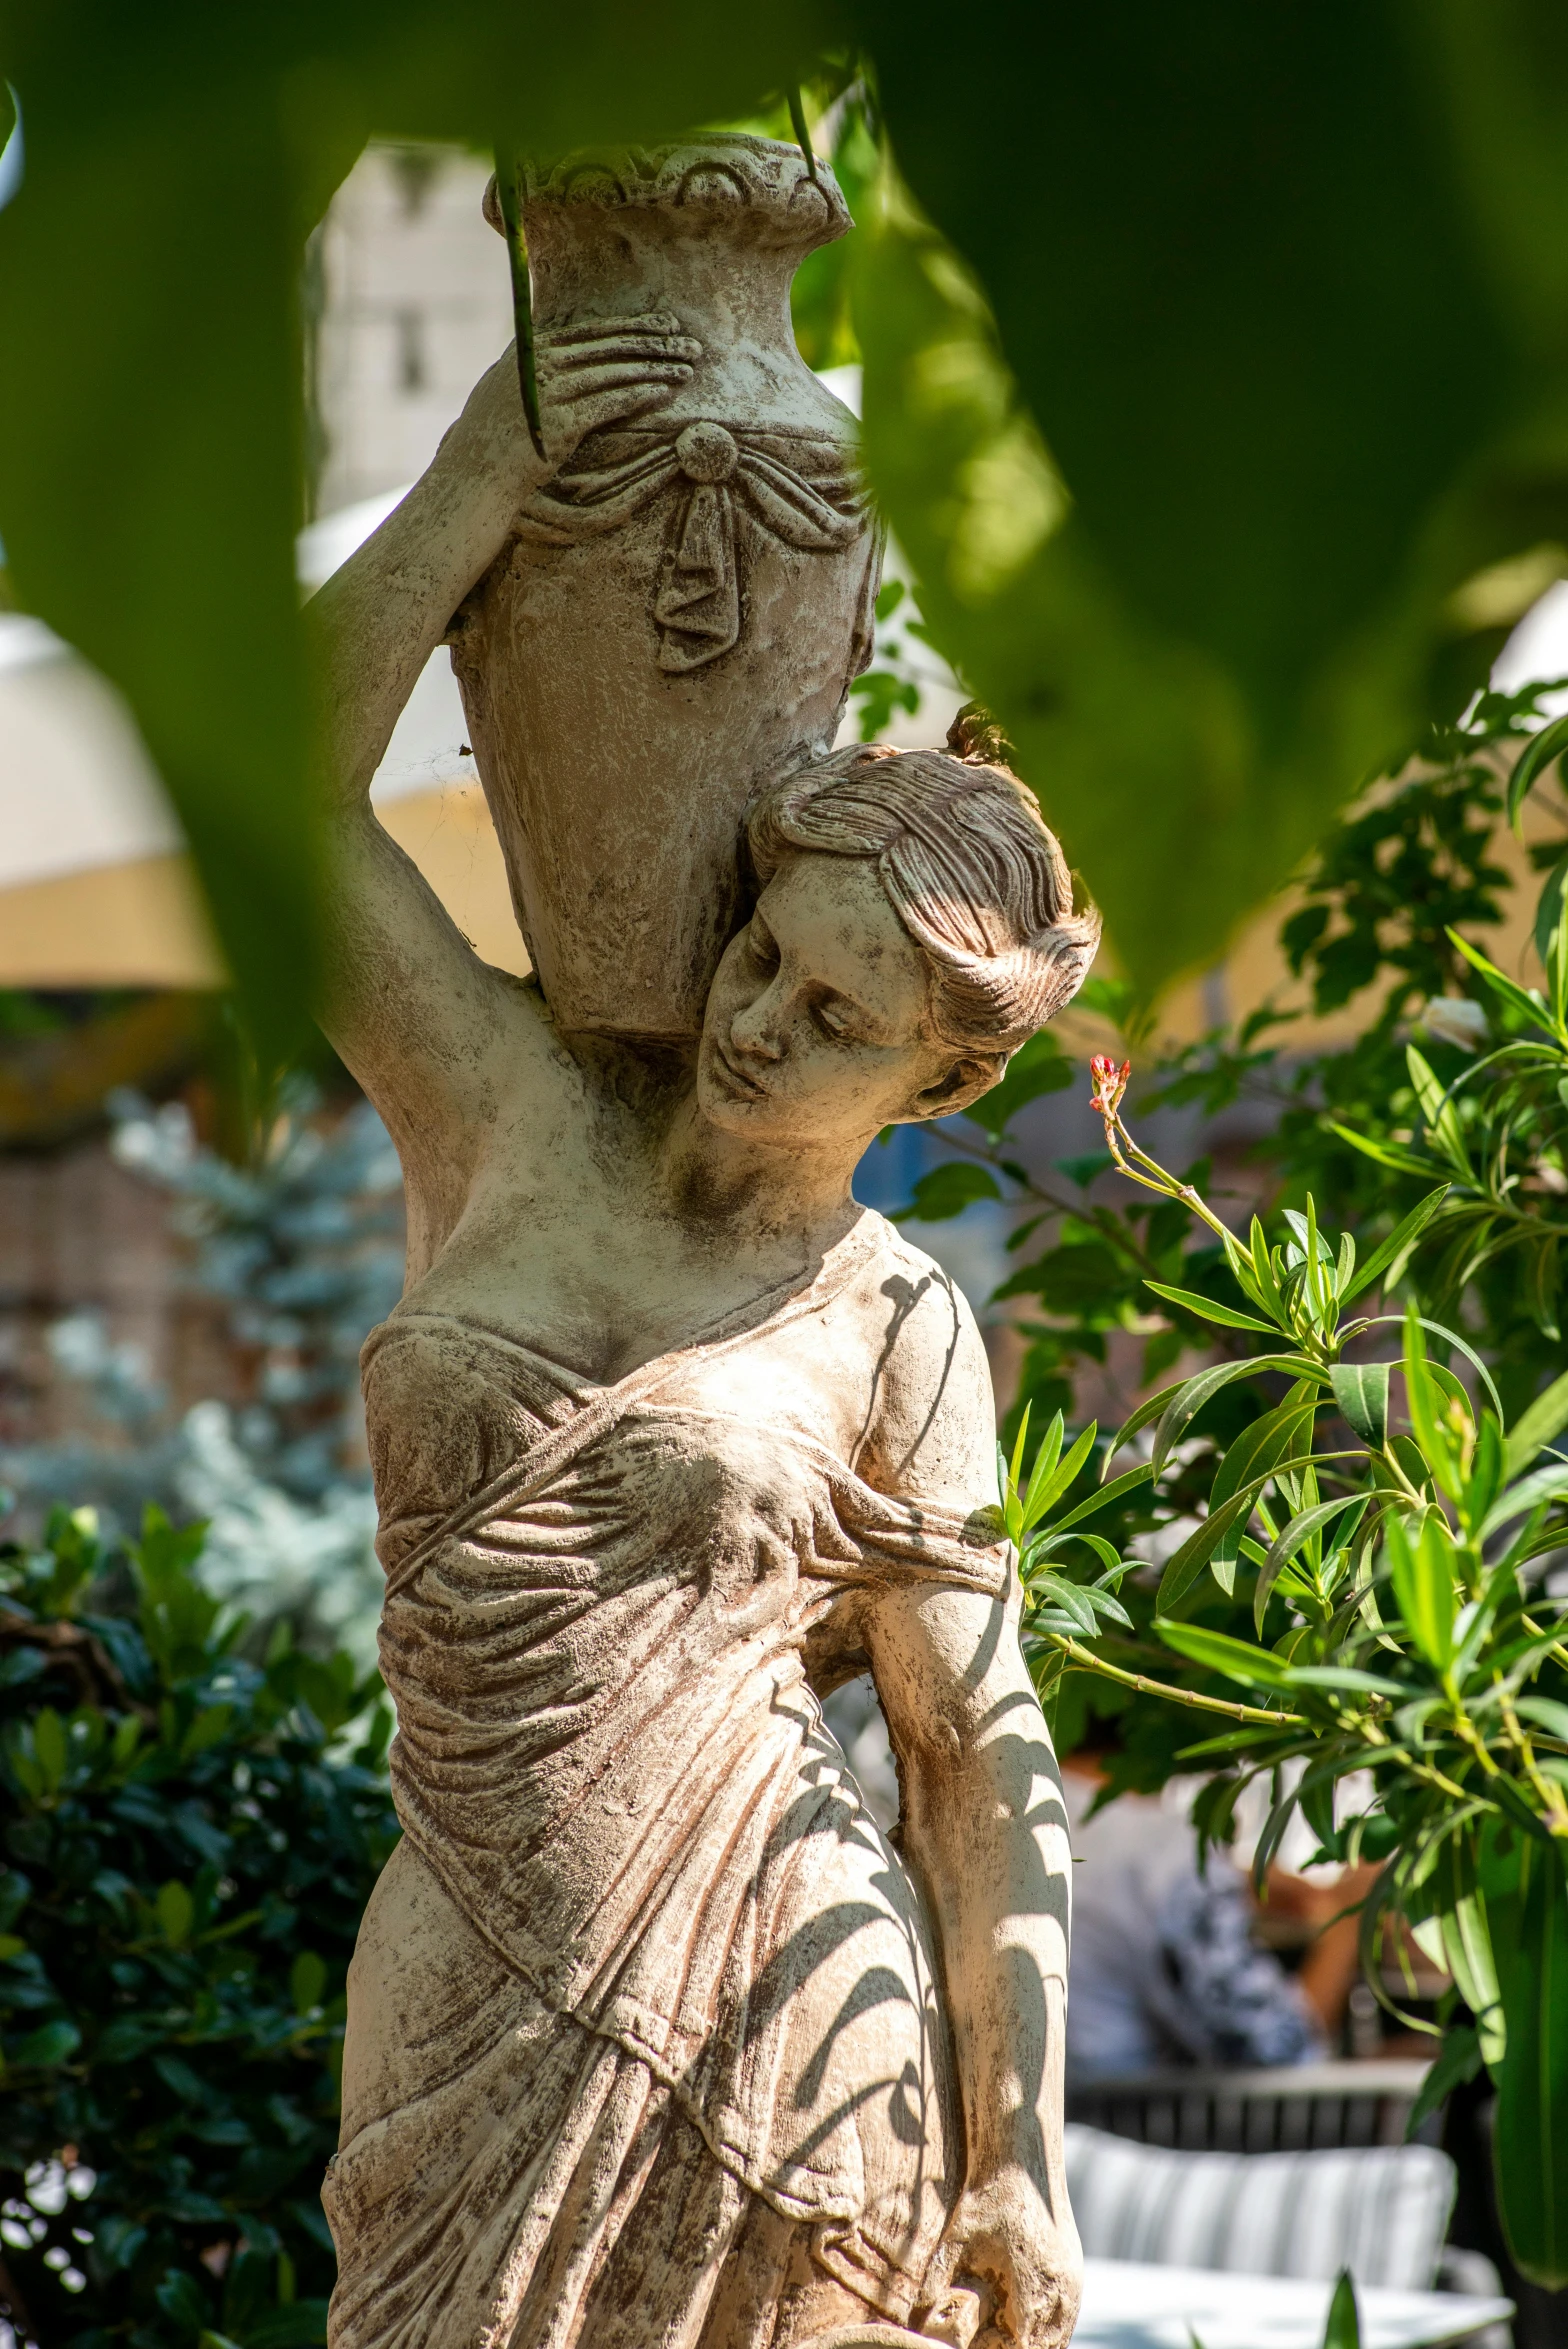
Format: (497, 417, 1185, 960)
(747, 742, 1101, 1060)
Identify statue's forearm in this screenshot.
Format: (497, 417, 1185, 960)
(903, 1707, 1071, 2192)
(309, 353, 542, 803)
(868, 1589, 1072, 2198)
(309, 460, 514, 804)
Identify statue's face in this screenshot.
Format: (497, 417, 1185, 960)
(697, 854, 970, 1148)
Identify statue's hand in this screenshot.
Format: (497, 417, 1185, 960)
(918, 2172, 1082, 2349)
(441, 315, 702, 497)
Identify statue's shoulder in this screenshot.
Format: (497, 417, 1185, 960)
(851, 1212, 984, 1331)
(841, 1215, 996, 1501)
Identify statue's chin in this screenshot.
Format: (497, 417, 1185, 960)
(696, 1081, 787, 1141)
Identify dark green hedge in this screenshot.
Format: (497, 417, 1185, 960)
(0, 1507, 397, 2348)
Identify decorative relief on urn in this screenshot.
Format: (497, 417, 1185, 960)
(512, 415, 868, 674)
(452, 136, 881, 1042)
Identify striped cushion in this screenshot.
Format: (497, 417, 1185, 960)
(1064, 2124, 1457, 2290)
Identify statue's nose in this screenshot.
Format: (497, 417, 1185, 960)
(730, 999, 786, 1061)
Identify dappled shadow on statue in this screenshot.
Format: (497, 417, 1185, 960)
(309, 132, 1095, 2349)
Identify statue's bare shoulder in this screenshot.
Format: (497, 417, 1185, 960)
(850, 1219, 998, 1513)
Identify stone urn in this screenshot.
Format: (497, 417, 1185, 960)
(449, 135, 880, 1042)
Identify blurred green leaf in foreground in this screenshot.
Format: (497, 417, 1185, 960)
(6, 5, 1568, 1021)
(853, 0, 1568, 995)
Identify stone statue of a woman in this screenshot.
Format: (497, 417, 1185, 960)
(310, 275, 1096, 2349)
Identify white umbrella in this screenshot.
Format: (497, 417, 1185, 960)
(0, 491, 525, 985)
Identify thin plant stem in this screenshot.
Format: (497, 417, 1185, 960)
(1043, 1634, 1308, 1727)
(787, 87, 819, 181)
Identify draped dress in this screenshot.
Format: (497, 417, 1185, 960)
(323, 1214, 1009, 2349)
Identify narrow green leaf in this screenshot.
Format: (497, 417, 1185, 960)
(1384, 1512, 1456, 1671)
(1436, 1838, 1501, 2038)
(1255, 1494, 1369, 1633)
(1505, 1365, 1568, 1479)
(1404, 2025, 1483, 2140)
(1020, 1410, 1066, 1527)
(1402, 1310, 1461, 1500)
(1102, 1381, 1186, 1474)
(1219, 1226, 1271, 1313)
(1490, 1840, 1568, 2287)
(1282, 1664, 1406, 1697)
(1177, 1724, 1299, 1759)
(1517, 1697, 1568, 1745)
(1336, 1227, 1357, 1297)
(1321, 2270, 1361, 2349)
(493, 145, 545, 462)
(786, 85, 819, 182)
(1153, 1354, 1317, 1476)
(1002, 1403, 1032, 1543)
(1052, 1459, 1157, 1532)
(1327, 1123, 1441, 1177)
(1342, 1186, 1451, 1304)
(1024, 1419, 1097, 1533)
(1363, 1311, 1505, 1426)
(1154, 1620, 1296, 1690)
(1250, 1215, 1284, 1312)
(1143, 1279, 1275, 1333)
(1465, 1411, 1506, 1535)
(1211, 1398, 1318, 1510)
(1527, 1233, 1562, 1346)
(1479, 1460, 1568, 1541)
(1305, 1189, 1325, 1323)
(1029, 1573, 1100, 1635)
(1507, 711, 1568, 827)
(1157, 1488, 1266, 1614)
(1406, 1044, 1473, 1175)
(1447, 928, 1554, 1037)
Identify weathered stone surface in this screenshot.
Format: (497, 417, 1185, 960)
(454, 136, 881, 1042)
(310, 136, 1092, 2349)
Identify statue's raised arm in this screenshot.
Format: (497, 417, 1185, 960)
(307, 313, 700, 1220)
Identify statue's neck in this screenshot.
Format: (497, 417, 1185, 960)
(651, 1093, 862, 1251)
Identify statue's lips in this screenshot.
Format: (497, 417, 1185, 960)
(710, 1039, 769, 1102)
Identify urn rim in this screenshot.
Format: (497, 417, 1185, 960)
(483, 132, 851, 257)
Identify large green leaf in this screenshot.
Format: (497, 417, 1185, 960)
(0, 0, 843, 1041)
(0, 65, 320, 1053)
(12, 0, 1568, 1027)
(855, 2, 1568, 996)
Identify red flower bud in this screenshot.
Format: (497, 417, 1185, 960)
(1089, 1054, 1131, 1117)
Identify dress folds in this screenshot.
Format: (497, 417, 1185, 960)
(325, 1217, 1007, 2349)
